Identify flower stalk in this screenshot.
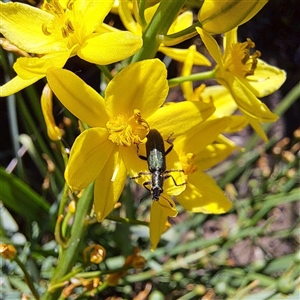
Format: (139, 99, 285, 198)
(131, 0, 187, 62)
(42, 183, 94, 300)
(168, 70, 216, 86)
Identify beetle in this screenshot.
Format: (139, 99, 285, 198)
(131, 129, 185, 202)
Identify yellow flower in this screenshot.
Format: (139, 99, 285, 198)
(181, 45, 248, 133)
(173, 119, 235, 214)
(116, 1, 211, 66)
(197, 27, 286, 141)
(46, 59, 215, 232)
(198, 0, 268, 34)
(0, 0, 142, 96)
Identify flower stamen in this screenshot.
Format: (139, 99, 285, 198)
(66, 19, 75, 32)
(42, 23, 52, 35)
(224, 38, 261, 78)
(106, 109, 149, 147)
(66, 0, 75, 10)
(43, 0, 65, 17)
(42, 1, 75, 42)
(180, 153, 197, 175)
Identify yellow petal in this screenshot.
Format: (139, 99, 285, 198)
(118, 0, 141, 36)
(150, 199, 177, 250)
(246, 115, 269, 142)
(198, 0, 268, 34)
(65, 128, 115, 190)
(0, 2, 63, 54)
(216, 134, 242, 151)
(196, 143, 236, 170)
(163, 149, 187, 196)
(181, 45, 197, 99)
(223, 115, 248, 133)
(105, 59, 168, 119)
(73, 0, 114, 37)
(217, 72, 279, 123)
(46, 68, 108, 128)
(168, 11, 193, 34)
(201, 85, 238, 118)
(14, 50, 72, 79)
(94, 149, 127, 222)
(159, 46, 211, 66)
(0, 75, 42, 97)
(176, 172, 232, 213)
(41, 83, 62, 141)
(77, 31, 142, 65)
(175, 118, 231, 154)
(244, 59, 286, 98)
(144, 3, 158, 24)
(148, 100, 215, 139)
(196, 27, 223, 66)
(122, 146, 148, 179)
(224, 28, 238, 52)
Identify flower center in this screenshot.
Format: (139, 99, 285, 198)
(180, 152, 197, 175)
(106, 109, 150, 147)
(224, 38, 261, 78)
(42, 0, 76, 47)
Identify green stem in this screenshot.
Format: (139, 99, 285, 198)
(42, 183, 94, 300)
(137, 0, 147, 28)
(273, 81, 300, 117)
(14, 256, 40, 300)
(162, 21, 201, 46)
(131, 0, 187, 62)
(168, 70, 216, 86)
(57, 143, 69, 217)
(98, 65, 113, 81)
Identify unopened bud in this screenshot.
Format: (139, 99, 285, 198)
(0, 244, 17, 260)
(198, 0, 268, 34)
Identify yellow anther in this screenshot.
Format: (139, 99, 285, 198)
(42, 23, 52, 35)
(61, 27, 69, 38)
(67, 0, 75, 10)
(106, 110, 149, 147)
(225, 38, 261, 78)
(181, 153, 197, 175)
(66, 19, 75, 32)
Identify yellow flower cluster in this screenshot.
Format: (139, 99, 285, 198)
(0, 0, 285, 251)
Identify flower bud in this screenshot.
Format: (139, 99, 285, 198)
(0, 244, 17, 260)
(41, 83, 62, 141)
(198, 0, 268, 34)
(83, 244, 106, 264)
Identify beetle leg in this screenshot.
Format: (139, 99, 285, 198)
(164, 174, 187, 187)
(164, 132, 174, 156)
(130, 171, 151, 180)
(136, 144, 147, 161)
(142, 180, 152, 192)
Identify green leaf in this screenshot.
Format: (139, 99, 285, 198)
(0, 167, 50, 225)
